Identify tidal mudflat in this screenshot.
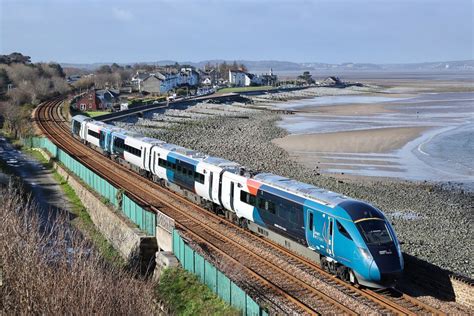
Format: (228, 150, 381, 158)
(272, 89, 474, 188)
(113, 78, 473, 279)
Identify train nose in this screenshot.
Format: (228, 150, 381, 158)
(369, 261, 381, 281)
(369, 259, 402, 288)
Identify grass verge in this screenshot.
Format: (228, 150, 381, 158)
(217, 85, 275, 94)
(84, 111, 110, 118)
(25, 149, 125, 266)
(156, 267, 240, 316)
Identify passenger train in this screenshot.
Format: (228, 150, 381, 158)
(72, 114, 404, 288)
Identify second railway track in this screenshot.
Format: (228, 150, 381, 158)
(34, 98, 448, 315)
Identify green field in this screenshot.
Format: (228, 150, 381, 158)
(85, 111, 110, 118)
(217, 86, 275, 94)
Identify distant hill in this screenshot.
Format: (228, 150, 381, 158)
(61, 60, 474, 72)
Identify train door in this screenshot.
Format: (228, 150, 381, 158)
(326, 216, 334, 256)
(230, 182, 235, 211)
(305, 209, 316, 248)
(208, 172, 213, 201)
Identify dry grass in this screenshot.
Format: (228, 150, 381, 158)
(0, 181, 157, 314)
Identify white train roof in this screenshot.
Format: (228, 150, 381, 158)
(253, 173, 349, 207)
(160, 143, 207, 159)
(72, 115, 91, 123)
(203, 156, 241, 172)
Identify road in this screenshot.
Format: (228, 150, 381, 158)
(0, 136, 71, 218)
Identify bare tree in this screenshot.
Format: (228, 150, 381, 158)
(0, 102, 32, 138)
(73, 76, 94, 91)
(0, 183, 157, 314)
(51, 77, 70, 94)
(6, 63, 39, 84)
(6, 87, 31, 106)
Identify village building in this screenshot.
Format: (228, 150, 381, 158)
(228, 70, 247, 86)
(229, 69, 270, 87)
(131, 71, 150, 91)
(76, 89, 120, 111)
(141, 73, 165, 94)
(259, 68, 278, 86)
(131, 68, 200, 95)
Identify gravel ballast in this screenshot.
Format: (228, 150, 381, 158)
(115, 93, 473, 280)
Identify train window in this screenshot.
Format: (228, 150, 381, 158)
(198, 174, 205, 184)
(309, 213, 314, 231)
(171, 163, 176, 170)
(240, 190, 247, 203)
(266, 201, 276, 214)
(329, 220, 333, 236)
(124, 144, 141, 157)
(182, 168, 187, 175)
(177, 165, 182, 172)
(289, 208, 298, 224)
(336, 221, 352, 240)
(356, 220, 392, 245)
(158, 158, 166, 167)
(87, 129, 100, 139)
(278, 208, 288, 220)
(249, 194, 256, 206)
(188, 169, 193, 176)
(240, 191, 256, 206)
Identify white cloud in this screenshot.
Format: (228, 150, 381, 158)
(112, 8, 134, 22)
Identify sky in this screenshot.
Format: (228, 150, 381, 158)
(0, 0, 473, 64)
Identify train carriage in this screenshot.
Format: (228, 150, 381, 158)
(85, 120, 109, 148)
(71, 114, 404, 288)
(71, 115, 91, 140)
(151, 144, 206, 194)
(200, 157, 241, 205)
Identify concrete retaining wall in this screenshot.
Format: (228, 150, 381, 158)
(35, 148, 157, 269)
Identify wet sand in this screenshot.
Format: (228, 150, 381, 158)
(272, 126, 430, 155)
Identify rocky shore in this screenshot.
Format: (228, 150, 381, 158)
(115, 88, 473, 279)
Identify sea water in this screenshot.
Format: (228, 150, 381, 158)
(276, 91, 474, 188)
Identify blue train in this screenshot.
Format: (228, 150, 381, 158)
(72, 114, 404, 288)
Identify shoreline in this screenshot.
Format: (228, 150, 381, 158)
(272, 126, 430, 154)
(114, 85, 473, 279)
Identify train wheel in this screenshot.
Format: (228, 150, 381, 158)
(239, 218, 248, 229)
(321, 257, 329, 272)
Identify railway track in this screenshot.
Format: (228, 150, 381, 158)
(34, 98, 447, 315)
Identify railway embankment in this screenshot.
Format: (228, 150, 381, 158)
(33, 146, 157, 269)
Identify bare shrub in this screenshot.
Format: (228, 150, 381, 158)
(51, 77, 70, 94)
(6, 63, 39, 84)
(0, 182, 157, 315)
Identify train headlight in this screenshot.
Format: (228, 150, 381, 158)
(358, 247, 373, 261)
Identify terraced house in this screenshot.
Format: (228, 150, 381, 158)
(132, 68, 200, 95)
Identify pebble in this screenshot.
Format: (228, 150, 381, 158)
(115, 98, 474, 279)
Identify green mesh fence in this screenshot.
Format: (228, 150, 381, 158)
(173, 229, 267, 316)
(26, 137, 156, 236)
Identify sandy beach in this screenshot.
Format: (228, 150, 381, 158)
(272, 126, 429, 154)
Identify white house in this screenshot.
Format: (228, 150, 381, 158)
(229, 70, 247, 86)
(229, 70, 263, 87)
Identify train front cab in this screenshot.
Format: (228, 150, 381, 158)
(71, 115, 90, 140)
(303, 200, 403, 288)
(337, 200, 404, 288)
